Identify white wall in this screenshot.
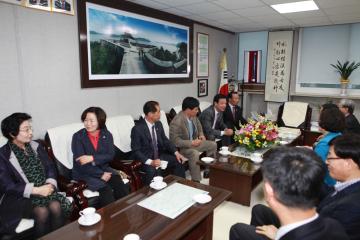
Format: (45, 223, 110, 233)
(0, 3, 237, 138)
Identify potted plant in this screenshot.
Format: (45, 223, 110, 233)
(331, 60, 360, 96)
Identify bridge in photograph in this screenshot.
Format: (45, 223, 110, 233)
(100, 39, 186, 74)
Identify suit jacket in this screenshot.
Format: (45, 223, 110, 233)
(0, 141, 57, 233)
(344, 114, 360, 135)
(223, 104, 247, 130)
(131, 118, 176, 163)
(317, 181, 360, 240)
(280, 217, 349, 240)
(169, 111, 204, 149)
(199, 106, 227, 141)
(71, 128, 117, 191)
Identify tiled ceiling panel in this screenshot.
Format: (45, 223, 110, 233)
(126, 0, 360, 32)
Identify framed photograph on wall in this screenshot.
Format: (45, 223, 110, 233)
(52, 0, 74, 15)
(25, 0, 51, 11)
(197, 32, 209, 77)
(198, 79, 208, 97)
(77, 0, 193, 88)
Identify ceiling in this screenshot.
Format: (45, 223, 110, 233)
(125, 0, 360, 32)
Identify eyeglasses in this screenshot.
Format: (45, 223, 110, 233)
(19, 126, 33, 133)
(326, 157, 342, 160)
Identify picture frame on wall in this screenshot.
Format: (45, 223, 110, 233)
(77, 0, 193, 88)
(25, 0, 51, 11)
(243, 50, 261, 83)
(52, 0, 74, 15)
(198, 79, 208, 97)
(197, 32, 209, 77)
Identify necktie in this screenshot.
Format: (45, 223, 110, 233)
(212, 112, 219, 129)
(151, 125, 159, 159)
(233, 106, 236, 120)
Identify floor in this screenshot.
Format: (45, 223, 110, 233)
(187, 171, 267, 240)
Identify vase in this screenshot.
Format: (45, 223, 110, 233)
(340, 79, 349, 96)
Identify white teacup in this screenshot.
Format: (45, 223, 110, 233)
(160, 160, 168, 170)
(123, 233, 140, 240)
(152, 176, 163, 187)
(79, 207, 96, 223)
(221, 146, 229, 152)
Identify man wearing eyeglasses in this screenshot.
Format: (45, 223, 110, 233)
(230, 134, 360, 240)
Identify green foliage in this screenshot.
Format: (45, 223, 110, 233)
(154, 46, 177, 61)
(176, 42, 187, 59)
(330, 60, 360, 80)
(90, 42, 123, 74)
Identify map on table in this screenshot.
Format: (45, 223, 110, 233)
(137, 182, 208, 219)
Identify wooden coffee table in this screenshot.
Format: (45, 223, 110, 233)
(205, 154, 262, 206)
(41, 175, 231, 240)
(201, 137, 302, 206)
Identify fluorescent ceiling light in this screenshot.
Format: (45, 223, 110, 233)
(271, 1, 319, 14)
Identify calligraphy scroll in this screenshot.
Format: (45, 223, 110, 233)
(265, 31, 294, 102)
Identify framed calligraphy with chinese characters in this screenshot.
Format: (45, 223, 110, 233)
(265, 31, 293, 102)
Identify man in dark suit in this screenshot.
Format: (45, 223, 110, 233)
(230, 146, 349, 240)
(223, 91, 247, 144)
(131, 101, 186, 185)
(54, 0, 71, 11)
(339, 99, 360, 135)
(199, 94, 233, 146)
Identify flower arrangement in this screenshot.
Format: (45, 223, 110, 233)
(234, 115, 278, 151)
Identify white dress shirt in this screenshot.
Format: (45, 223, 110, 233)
(145, 118, 157, 165)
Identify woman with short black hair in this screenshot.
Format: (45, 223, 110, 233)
(0, 113, 71, 238)
(315, 107, 345, 186)
(72, 107, 128, 209)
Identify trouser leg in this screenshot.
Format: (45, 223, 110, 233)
(161, 153, 185, 178)
(180, 148, 201, 181)
(250, 204, 280, 227)
(107, 174, 129, 200)
(97, 185, 115, 208)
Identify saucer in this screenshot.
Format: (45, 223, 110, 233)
(123, 233, 141, 240)
(279, 140, 289, 145)
(78, 213, 101, 226)
(150, 181, 167, 190)
(219, 150, 231, 156)
(193, 193, 212, 204)
(201, 157, 214, 163)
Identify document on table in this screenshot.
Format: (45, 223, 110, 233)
(137, 183, 208, 219)
(230, 146, 269, 159)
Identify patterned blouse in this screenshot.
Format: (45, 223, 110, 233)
(9, 142, 72, 216)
